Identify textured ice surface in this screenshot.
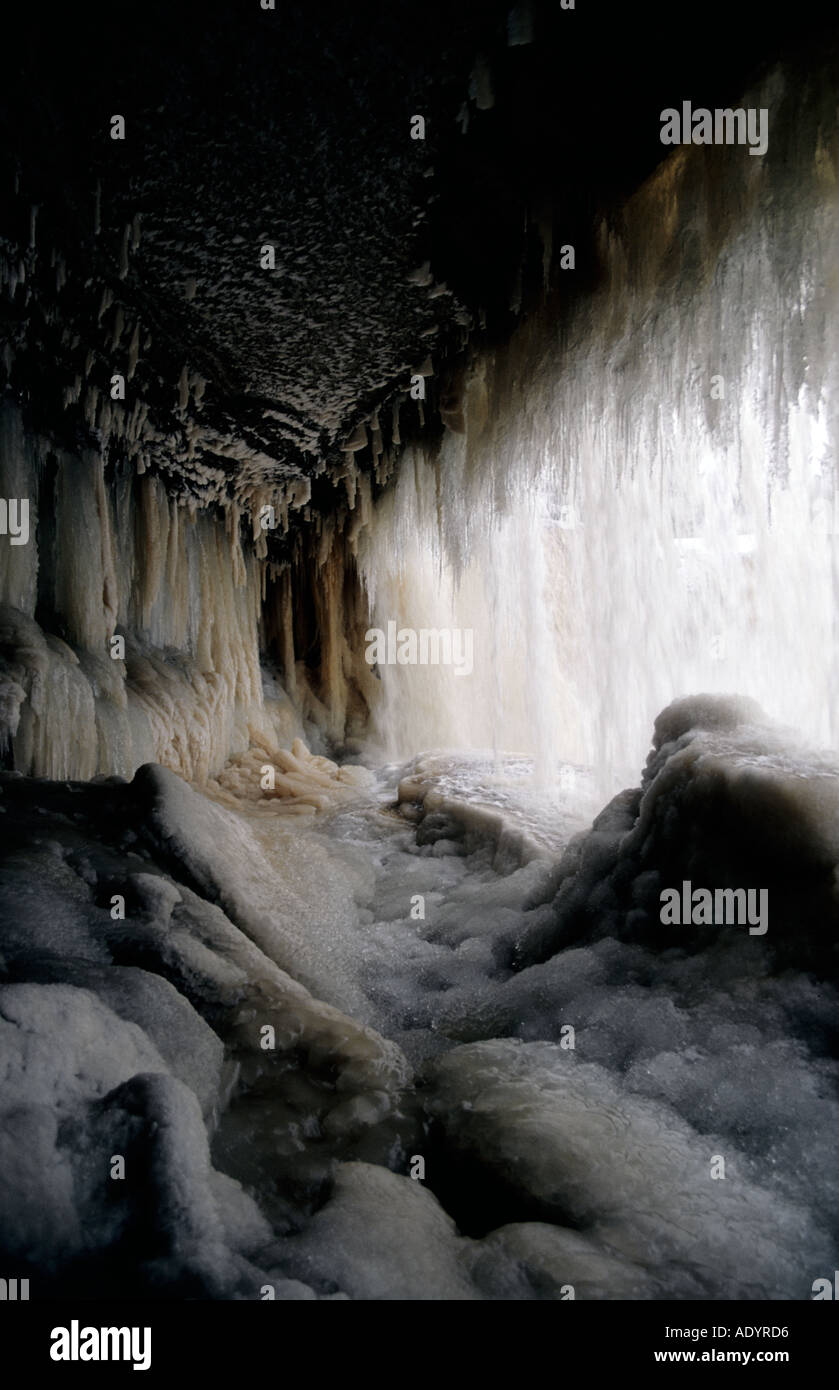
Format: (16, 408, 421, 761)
(2, 693, 839, 1298)
(426, 1039, 830, 1299)
(270, 697, 838, 1299)
(265, 1160, 658, 1301)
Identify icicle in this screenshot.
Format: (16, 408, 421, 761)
(127, 320, 141, 379)
(342, 421, 368, 453)
(343, 458, 358, 509)
(290, 477, 311, 508)
(119, 224, 131, 278)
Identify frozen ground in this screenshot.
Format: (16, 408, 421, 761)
(0, 694, 837, 1299)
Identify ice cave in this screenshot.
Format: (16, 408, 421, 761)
(1, 0, 838, 1312)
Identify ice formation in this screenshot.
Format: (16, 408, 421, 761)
(357, 61, 839, 791)
(1, 50, 838, 1306)
(1, 695, 837, 1298)
(5, 63, 838, 794)
(0, 404, 268, 781)
(0, 405, 378, 793)
(208, 736, 374, 816)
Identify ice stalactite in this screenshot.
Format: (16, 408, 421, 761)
(260, 536, 382, 754)
(0, 404, 386, 804)
(0, 404, 271, 781)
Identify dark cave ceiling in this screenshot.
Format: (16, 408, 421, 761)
(0, 0, 832, 539)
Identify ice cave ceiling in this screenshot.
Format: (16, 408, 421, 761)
(2, 0, 827, 550)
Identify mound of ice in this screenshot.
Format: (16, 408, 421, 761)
(425, 1039, 830, 1299)
(207, 735, 374, 816)
(268, 1159, 656, 1301)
